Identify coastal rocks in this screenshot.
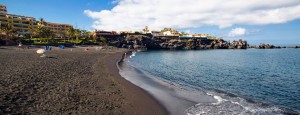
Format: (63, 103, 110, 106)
(140, 38, 161, 49)
(246, 44, 300, 49)
(113, 35, 248, 50)
(228, 40, 248, 49)
(159, 43, 168, 49)
(257, 44, 275, 49)
(250, 44, 281, 49)
(287, 45, 300, 48)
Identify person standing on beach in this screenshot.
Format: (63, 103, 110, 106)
(18, 42, 23, 49)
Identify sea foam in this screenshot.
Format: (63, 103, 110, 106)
(185, 91, 287, 115)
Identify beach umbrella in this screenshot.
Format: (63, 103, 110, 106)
(36, 49, 46, 54)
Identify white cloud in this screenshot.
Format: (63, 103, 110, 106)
(111, 0, 121, 4)
(84, 0, 300, 31)
(185, 30, 191, 34)
(228, 28, 247, 37)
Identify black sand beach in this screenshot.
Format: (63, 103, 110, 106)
(0, 46, 167, 114)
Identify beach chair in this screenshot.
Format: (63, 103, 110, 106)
(45, 46, 51, 51)
(59, 45, 65, 49)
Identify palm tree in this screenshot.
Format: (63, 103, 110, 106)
(1, 23, 16, 40)
(38, 18, 46, 26)
(74, 29, 81, 43)
(28, 27, 37, 40)
(35, 18, 48, 43)
(161, 28, 172, 32)
(143, 26, 150, 33)
(27, 28, 37, 44)
(66, 27, 75, 42)
(80, 30, 91, 41)
(0, 24, 2, 39)
(42, 28, 54, 43)
(80, 30, 87, 38)
(36, 23, 45, 43)
(85, 31, 92, 40)
(62, 30, 68, 43)
(90, 31, 96, 43)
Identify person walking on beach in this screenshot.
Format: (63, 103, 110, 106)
(18, 42, 22, 46)
(18, 42, 23, 49)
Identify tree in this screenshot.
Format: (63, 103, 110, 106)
(80, 30, 88, 38)
(34, 18, 48, 43)
(0, 24, 2, 39)
(66, 27, 75, 42)
(42, 28, 54, 43)
(35, 23, 45, 43)
(81, 30, 91, 41)
(99, 36, 107, 44)
(28, 27, 37, 40)
(74, 29, 81, 43)
(1, 23, 16, 40)
(90, 31, 96, 43)
(143, 26, 150, 33)
(62, 30, 68, 43)
(207, 36, 215, 39)
(161, 28, 172, 32)
(38, 18, 46, 26)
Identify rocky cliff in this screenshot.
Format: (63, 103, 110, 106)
(114, 35, 248, 50)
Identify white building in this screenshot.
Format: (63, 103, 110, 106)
(163, 31, 172, 36)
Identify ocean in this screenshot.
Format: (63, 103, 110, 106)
(119, 49, 300, 115)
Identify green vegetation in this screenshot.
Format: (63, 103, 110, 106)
(0, 23, 17, 40)
(0, 17, 94, 45)
(98, 36, 108, 44)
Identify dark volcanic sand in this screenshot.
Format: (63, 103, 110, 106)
(0, 46, 167, 115)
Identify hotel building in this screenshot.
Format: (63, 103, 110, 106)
(0, 4, 7, 14)
(0, 4, 72, 37)
(45, 22, 72, 37)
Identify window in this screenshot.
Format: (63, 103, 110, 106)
(22, 22, 30, 24)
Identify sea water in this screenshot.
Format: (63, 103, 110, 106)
(122, 49, 300, 114)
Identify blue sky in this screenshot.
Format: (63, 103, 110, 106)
(1, 0, 300, 45)
(1, 0, 114, 30)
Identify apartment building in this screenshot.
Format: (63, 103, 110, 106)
(45, 22, 72, 37)
(0, 4, 7, 14)
(1, 14, 36, 34)
(0, 4, 72, 37)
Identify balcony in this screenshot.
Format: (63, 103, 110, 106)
(0, 19, 7, 23)
(13, 21, 21, 23)
(0, 15, 7, 19)
(22, 22, 30, 25)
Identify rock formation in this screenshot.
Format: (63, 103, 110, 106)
(113, 35, 248, 50)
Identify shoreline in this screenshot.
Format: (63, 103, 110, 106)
(0, 47, 167, 114)
(118, 50, 300, 115)
(105, 50, 168, 115)
(118, 51, 217, 115)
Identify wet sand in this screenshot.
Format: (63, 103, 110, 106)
(0, 46, 167, 114)
(119, 56, 216, 115)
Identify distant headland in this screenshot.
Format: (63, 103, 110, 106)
(0, 4, 299, 50)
